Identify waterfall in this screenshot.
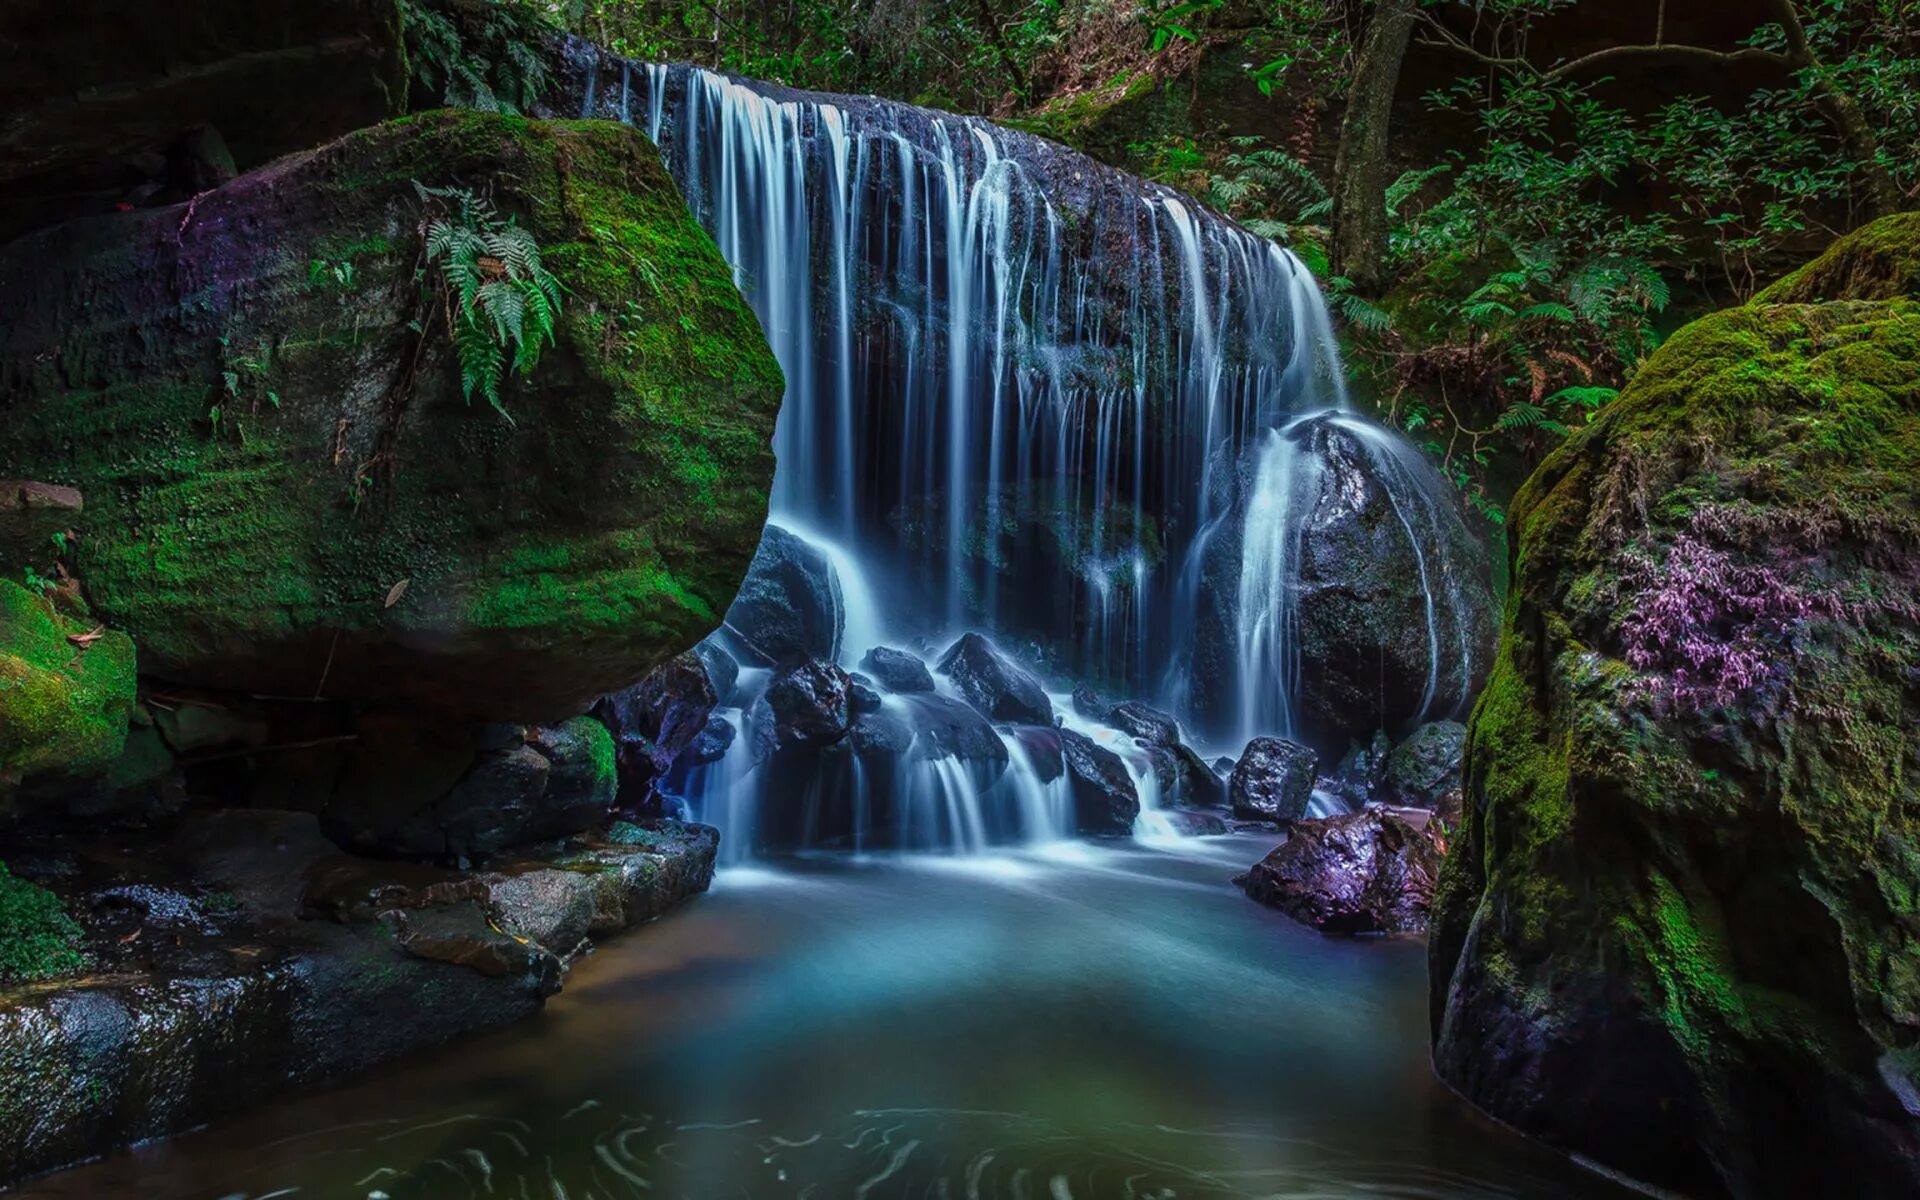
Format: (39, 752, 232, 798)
(561, 53, 1480, 855)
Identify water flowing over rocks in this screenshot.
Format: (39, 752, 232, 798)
(1058, 728, 1141, 836)
(1238, 807, 1442, 935)
(723, 524, 847, 668)
(1190, 412, 1497, 752)
(861, 646, 936, 693)
(542, 53, 1498, 813)
(937, 633, 1055, 726)
(1429, 214, 1920, 1199)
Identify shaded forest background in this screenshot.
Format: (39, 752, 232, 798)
(482, 0, 1919, 517)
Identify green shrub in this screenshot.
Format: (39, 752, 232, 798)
(0, 862, 88, 984)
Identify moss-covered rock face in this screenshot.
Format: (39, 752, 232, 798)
(0, 580, 137, 816)
(0, 111, 783, 723)
(1429, 213, 1920, 1199)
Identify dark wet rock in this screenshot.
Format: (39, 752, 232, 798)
(1229, 737, 1319, 823)
(486, 868, 599, 957)
(1189, 417, 1496, 750)
(936, 633, 1053, 725)
(1110, 701, 1224, 809)
(685, 715, 737, 767)
(1325, 730, 1393, 806)
(1238, 807, 1441, 935)
(321, 716, 615, 861)
(1007, 725, 1065, 784)
(695, 640, 741, 706)
(528, 718, 619, 833)
(1212, 756, 1235, 776)
(596, 649, 720, 802)
(754, 660, 853, 754)
(1071, 687, 1113, 722)
(0, 811, 717, 1188)
(1378, 721, 1465, 820)
(1058, 728, 1139, 836)
(0, 112, 782, 726)
(1108, 701, 1178, 745)
(861, 645, 935, 693)
(900, 694, 1009, 776)
(849, 710, 914, 758)
(848, 674, 885, 715)
(1432, 230, 1920, 1200)
(724, 525, 844, 668)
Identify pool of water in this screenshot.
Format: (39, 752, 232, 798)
(18, 835, 1629, 1199)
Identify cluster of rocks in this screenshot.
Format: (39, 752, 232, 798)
(0, 810, 717, 1185)
(1224, 719, 1466, 936)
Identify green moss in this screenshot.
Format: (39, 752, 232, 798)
(0, 111, 782, 717)
(1756, 211, 1920, 305)
(0, 861, 88, 984)
(558, 715, 616, 794)
(0, 580, 136, 803)
(1431, 219, 1920, 1188)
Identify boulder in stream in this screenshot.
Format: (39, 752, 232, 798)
(860, 645, 935, 693)
(724, 525, 845, 668)
(1238, 807, 1441, 935)
(1058, 728, 1139, 836)
(1229, 736, 1319, 823)
(936, 633, 1053, 725)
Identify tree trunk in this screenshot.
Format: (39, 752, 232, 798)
(1331, 0, 1418, 295)
(1765, 0, 1901, 220)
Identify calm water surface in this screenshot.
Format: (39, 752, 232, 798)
(20, 836, 1628, 1199)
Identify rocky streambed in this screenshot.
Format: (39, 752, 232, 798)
(0, 812, 715, 1186)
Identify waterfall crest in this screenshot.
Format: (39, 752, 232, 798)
(559, 50, 1490, 854)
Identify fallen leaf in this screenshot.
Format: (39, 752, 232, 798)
(384, 578, 410, 609)
(66, 625, 106, 649)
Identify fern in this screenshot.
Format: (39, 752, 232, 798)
(418, 183, 564, 420)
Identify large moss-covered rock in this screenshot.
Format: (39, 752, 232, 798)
(0, 580, 136, 816)
(0, 111, 783, 723)
(0, 0, 406, 242)
(1430, 214, 1920, 1199)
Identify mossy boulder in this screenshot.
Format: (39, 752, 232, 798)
(1430, 214, 1920, 1198)
(0, 580, 137, 817)
(0, 111, 783, 724)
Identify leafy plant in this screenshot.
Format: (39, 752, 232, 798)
(417, 182, 564, 419)
(402, 0, 552, 114)
(0, 861, 89, 984)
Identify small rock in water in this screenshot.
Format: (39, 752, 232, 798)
(860, 645, 935, 693)
(1057, 728, 1139, 836)
(1238, 807, 1441, 935)
(935, 633, 1053, 725)
(1229, 737, 1319, 823)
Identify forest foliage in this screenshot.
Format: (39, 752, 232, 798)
(487, 0, 1918, 517)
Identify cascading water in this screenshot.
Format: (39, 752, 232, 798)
(559, 50, 1489, 855)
